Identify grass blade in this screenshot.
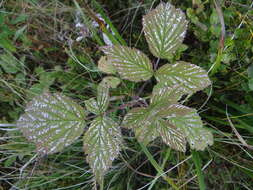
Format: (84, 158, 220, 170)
(191, 150, 206, 190)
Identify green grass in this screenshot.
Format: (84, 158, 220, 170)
(1, 0, 253, 189)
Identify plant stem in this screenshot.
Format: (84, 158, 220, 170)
(99, 179, 104, 190)
(139, 143, 179, 190)
(148, 148, 171, 190)
(191, 150, 206, 190)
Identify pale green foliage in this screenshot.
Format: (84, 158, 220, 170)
(0, 53, 23, 74)
(84, 82, 122, 185)
(85, 83, 109, 114)
(84, 98, 100, 115)
(120, 1, 213, 150)
(123, 91, 187, 151)
(17, 92, 86, 155)
(83, 116, 122, 184)
(143, 2, 188, 59)
(156, 119, 186, 152)
(98, 56, 116, 74)
(97, 83, 110, 112)
(101, 76, 121, 88)
(166, 105, 213, 151)
(155, 62, 211, 94)
(101, 45, 153, 82)
(150, 83, 184, 106)
(123, 102, 212, 151)
(123, 107, 160, 145)
(16, 2, 213, 187)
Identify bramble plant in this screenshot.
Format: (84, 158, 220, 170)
(17, 2, 213, 188)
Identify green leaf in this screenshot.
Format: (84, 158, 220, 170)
(0, 53, 22, 73)
(158, 104, 193, 118)
(123, 107, 186, 151)
(97, 83, 110, 112)
(14, 25, 27, 41)
(85, 83, 110, 114)
(84, 98, 100, 115)
(123, 107, 153, 129)
(101, 76, 121, 88)
(156, 119, 186, 152)
(17, 92, 86, 155)
(134, 123, 160, 145)
(98, 56, 116, 74)
(248, 78, 253, 91)
(0, 39, 16, 52)
(83, 116, 122, 184)
(166, 105, 213, 151)
(143, 2, 188, 59)
(151, 83, 184, 106)
(155, 62, 211, 94)
(123, 107, 159, 145)
(247, 64, 253, 78)
(101, 45, 153, 82)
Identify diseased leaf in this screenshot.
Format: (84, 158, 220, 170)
(158, 104, 192, 118)
(155, 62, 211, 94)
(123, 107, 186, 150)
(156, 119, 186, 152)
(101, 45, 153, 82)
(143, 2, 188, 59)
(134, 123, 160, 145)
(123, 107, 154, 129)
(101, 76, 121, 88)
(83, 116, 122, 184)
(122, 107, 159, 145)
(98, 56, 116, 74)
(151, 83, 184, 106)
(85, 83, 109, 114)
(190, 128, 213, 151)
(166, 105, 213, 151)
(97, 83, 109, 113)
(84, 98, 100, 115)
(17, 92, 86, 155)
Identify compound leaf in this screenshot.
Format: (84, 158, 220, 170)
(17, 92, 86, 155)
(166, 105, 213, 151)
(83, 116, 122, 184)
(143, 2, 188, 59)
(155, 62, 211, 94)
(123, 107, 186, 150)
(101, 45, 153, 82)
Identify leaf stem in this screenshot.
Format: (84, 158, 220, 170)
(139, 143, 179, 190)
(191, 150, 206, 190)
(154, 58, 160, 70)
